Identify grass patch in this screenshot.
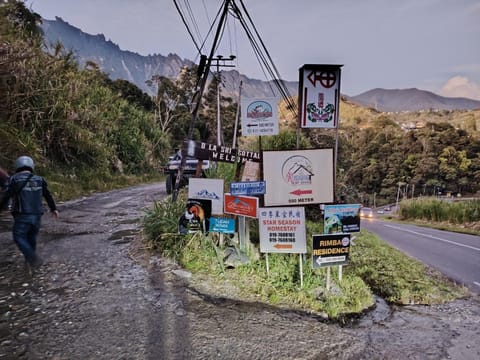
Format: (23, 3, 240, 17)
(143, 194, 467, 319)
(348, 230, 467, 304)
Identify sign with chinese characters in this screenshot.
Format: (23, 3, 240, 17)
(241, 97, 279, 136)
(312, 233, 351, 268)
(263, 149, 334, 206)
(298, 64, 342, 129)
(258, 207, 306, 254)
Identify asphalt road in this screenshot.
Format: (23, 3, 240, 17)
(361, 217, 480, 294)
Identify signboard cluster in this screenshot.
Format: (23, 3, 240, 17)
(178, 64, 361, 277)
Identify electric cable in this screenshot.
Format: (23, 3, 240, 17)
(229, 2, 277, 96)
(173, 0, 201, 53)
(236, 0, 297, 116)
(183, 0, 202, 46)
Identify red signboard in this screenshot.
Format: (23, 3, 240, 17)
(224, 193, 258, 218)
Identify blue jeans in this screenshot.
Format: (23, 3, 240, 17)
(13, 214, 42, 265)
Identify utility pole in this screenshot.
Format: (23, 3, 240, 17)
(172, 0, 231, 202)
(211, 55, 236, 146)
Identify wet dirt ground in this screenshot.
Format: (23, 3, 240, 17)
(1, 183, 479, 359)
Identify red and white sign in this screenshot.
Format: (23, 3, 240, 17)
(298, 64, 342, 129)
(263, 149, 334, 206)
(224, 193, 258, 218)
(258, 207, 307, 254)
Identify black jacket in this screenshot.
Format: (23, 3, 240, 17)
(0, 171, 57, 215)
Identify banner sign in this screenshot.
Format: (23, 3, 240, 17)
(258, 207, 307, 254)
(178, 199, 212, 235)
(298, 64, 342, 129)
(224, 193, 258, 218)
(312, 233, 351, 268)
(241, 97, 279, 136)
(230, 181, 266, 196)
(184, 140, 261, 163)
(263, 149, 334, 206)
(188, 178, 224, 215)
(324, 204, 361, 234)
(209, 217, 236, 233)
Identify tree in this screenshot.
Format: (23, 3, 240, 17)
(146, 75, 185, 134)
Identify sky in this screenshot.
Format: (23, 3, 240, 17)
(24, 0, 480, 99)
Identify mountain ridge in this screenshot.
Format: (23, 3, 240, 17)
(348, 88, 480, 112)
(40, 17, 480, 112)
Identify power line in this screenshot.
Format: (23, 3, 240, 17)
(172, 0, 201, 53)
(236, 0, 297, 116)
(173, 0, 297, 116)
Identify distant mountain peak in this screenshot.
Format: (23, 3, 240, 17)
(349, 88, 480, 112)
(40, 18, 480, 111)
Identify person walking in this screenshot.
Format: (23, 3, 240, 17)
(0, 156, 59, 271)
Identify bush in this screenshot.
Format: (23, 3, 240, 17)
(400, 198, 480, 224)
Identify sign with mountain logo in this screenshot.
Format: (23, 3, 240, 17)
(241, 97, 279, 136)
(188, 178, 224, 215)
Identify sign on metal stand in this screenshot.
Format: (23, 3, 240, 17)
(258, 207, 307, 287)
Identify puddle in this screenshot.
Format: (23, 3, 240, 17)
(351, 295, 393, 327)
(108, 229, 139, 244)
(105, 211, 128, 217)
(117, 218, 139, 225)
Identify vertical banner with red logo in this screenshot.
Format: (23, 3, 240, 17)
(298, 64, 342, 129)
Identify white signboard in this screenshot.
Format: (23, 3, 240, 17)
(241, 97, 279, 136)
(299, 64, 342, 129)
(259, 207, 307, 254)
(188, 178, 224, 215)
(263, 149, 334, 206)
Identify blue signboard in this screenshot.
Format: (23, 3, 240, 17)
(230, 181, 266, 195)
(209, 217, 236, 234)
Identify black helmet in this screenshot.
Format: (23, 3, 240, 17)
(15, 156, 35, 171)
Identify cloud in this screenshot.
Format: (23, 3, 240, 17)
(439, 76, 480, 100)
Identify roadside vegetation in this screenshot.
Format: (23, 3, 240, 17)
(143, 166, 468, 319)
(399, 198, 480, 233)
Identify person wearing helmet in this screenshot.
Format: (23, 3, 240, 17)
(0, 156, 59, 272)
